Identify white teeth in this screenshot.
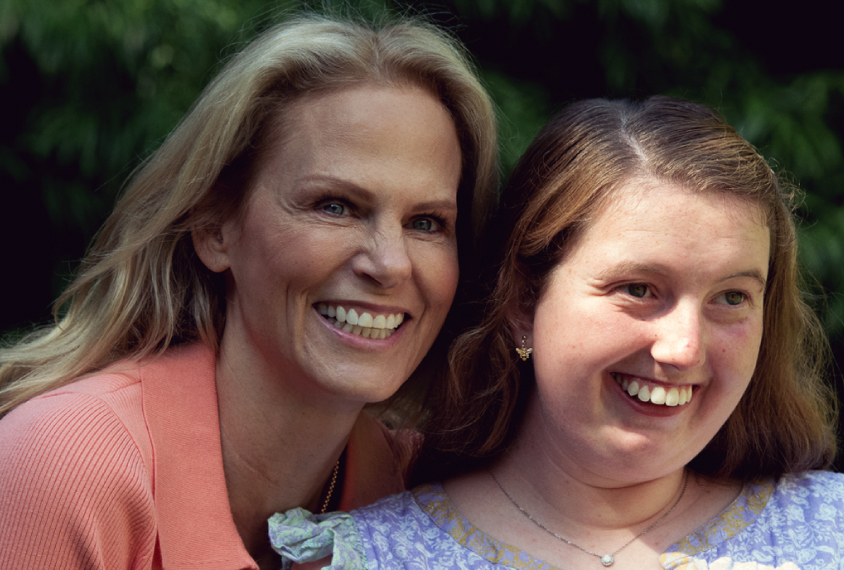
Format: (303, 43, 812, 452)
(614, 374, 692, 407)
(666, 387, 680, 406)
(650, 386, 666, 405)
(346, 309, 359, 326)
(317, 304, 405, 339)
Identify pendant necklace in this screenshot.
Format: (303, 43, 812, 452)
(489, 469, 688, 567)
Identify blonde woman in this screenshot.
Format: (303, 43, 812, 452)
(0, 15, 497, 569)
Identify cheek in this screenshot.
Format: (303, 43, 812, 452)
(416, 243, 459, 312)
(712, 317, 764, 391)
(265, 227, 350, 285)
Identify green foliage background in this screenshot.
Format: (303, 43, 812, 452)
(2, 0, 843, 440)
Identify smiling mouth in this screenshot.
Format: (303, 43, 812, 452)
(611, 373, 693, 407)
(317, 303, 405, 339)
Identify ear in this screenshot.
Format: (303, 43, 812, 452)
(498, 270, 535, 348)
(192, 225, 232, 273)
(505, 303, 534, 349)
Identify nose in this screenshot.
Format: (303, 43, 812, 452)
(352, 226, 413, 290)
(650, 302, 706, 370)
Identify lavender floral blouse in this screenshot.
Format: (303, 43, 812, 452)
(269, 471, 844, 569)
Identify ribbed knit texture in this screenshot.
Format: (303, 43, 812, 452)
(0, 343, 414, 569)
(0, 377, 157, 569)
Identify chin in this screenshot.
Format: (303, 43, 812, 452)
(321, 375, 407, 407)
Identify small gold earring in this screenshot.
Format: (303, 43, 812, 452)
(515, 335, 532, 361)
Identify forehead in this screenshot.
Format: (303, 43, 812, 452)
(285, 82, 447, 135)
(561, 177, 770, 277)
(257, 83, 457, 169)
(603, 177, 768, 229)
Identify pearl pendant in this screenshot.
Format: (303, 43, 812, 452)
(601, 554, 614, 566)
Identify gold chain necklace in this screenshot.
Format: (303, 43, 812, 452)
(489, 469, 688, 567)
(318, 459, 340, 514)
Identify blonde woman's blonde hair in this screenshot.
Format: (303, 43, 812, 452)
(0, 15, 498, 418)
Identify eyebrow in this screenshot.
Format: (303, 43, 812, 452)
(414, 200, 459, 213)
(721, 270, 768, 288)
(297, 174, 458, 212)
(296, 174, 375, 199)
(594, 262, 768, 288)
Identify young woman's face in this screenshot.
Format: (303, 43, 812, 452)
(524, 178, 769, 484)
(198, 84, 462, 406)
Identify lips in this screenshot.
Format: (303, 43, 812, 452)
(612, 373, 693, 407)
(317, 303, 406, 339)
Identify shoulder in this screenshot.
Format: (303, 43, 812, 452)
(350, 484, 505, 569)
(353, 487, 423, 524)
(765, 470, 844, 522)
(351, 488, 426, 542)
(775, 469, 844, 494)
(724, 472, 844, 567)
(0, 372, 156, 568)
(664, 472, 844, 569)
(350, 488, 441, 568)
(0, 369, 151, 469)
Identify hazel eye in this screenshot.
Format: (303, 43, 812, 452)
(723, 291, 744, 305)
(625, 283, 649, 298)
(321, 202, 347, 216)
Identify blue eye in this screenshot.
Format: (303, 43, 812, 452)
(412, 218, 436, 231)
(321, 202, 346, 216)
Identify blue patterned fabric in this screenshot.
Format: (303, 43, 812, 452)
(268, 508, 366, 570)
(269, 472, 844, 569)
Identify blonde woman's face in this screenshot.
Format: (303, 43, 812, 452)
(521, 179, 769, 484)
(198, 85, 462, 405)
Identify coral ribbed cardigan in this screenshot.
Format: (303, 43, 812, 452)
(0, 343, 412, 569)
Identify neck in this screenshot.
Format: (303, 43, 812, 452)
(214, 335, 362, 562)
(495, 392, 700, 533)
(493, 453, 688, 535)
